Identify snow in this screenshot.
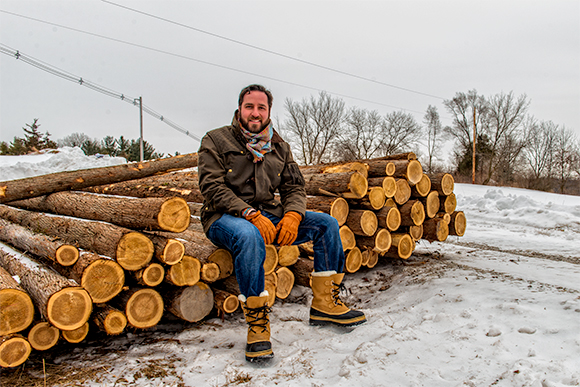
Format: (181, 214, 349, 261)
(1, 148, 579, 386)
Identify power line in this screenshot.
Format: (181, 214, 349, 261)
(0, 9, 429, 115)
(101, 0, 445, 101)
(0, 43, 201, 141)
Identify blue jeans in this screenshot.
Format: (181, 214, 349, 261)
(207, 211, 345, 297)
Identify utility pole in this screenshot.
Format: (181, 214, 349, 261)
(472, 107, 476, 184)
(139, 96, 144, 162)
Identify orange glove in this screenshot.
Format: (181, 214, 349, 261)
(246, 210, 277, 245)
(276, 211, 302, 246)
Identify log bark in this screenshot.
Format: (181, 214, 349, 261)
(0, 334, 31, 368)
(365, 159, 395, 177)
(86, 181, 204, 203)
(345, 209, 377, 236)
(430, 173, 455, 196)
(344, 247, 362, 273)
(114, 288, 164, 329)
(356, 228, 392, 253)
(165, 255, 200, 286)
(56, 251, 125, 303)
(376, 205, 401, 231)
(0, 218, 79, 266)
(93, 304, 127, 335)
(411, 174, 431, 198)
(0, 205, 154, 271)
(164, 282, 214, 323)
(319, 161, 369, 179)
(383, 233, 415, 259)
(448, 211, 467, 237)
(399, 200, 425, 227)
(0, 266, 34, 335)
(62, 322, 89, 344)
(0, 247, 92, 331)
(306, 196, 349, 226)
(290, 257, 313, 288)
(9, 192, 191, 233)
(393, 179, 411, 205)
(27, 321, 59, 351)
(304, 171, 368, 199)
(0, 153, 199, 203)
(275, 266, 295, 299)
(277, 245, 300, 267)
(212, 288, 239, 315)
(423, 218, 449, 242)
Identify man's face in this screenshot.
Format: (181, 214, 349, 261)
(239, 91, 270, 133)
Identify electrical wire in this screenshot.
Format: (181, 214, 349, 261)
(0, 44, 201, 141)
(0, 9, 428, 114)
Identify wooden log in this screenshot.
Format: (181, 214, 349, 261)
(62, 322, 89, 344)
(200, 262, 220, 283)
(275, 266, 295, 299)
(448, 211, 467, 237)
(365, 249, 379, 268)
(319, 161, 369, 179)
(383, 233, 415, 259)
(297, 241, 314, 257)
(0, 205, 154, 271)
(164, 282, 214, 323)
(435, 212, 452, 225)
(263, 245, 279, 275)
(265, 272, 278, 288)
(304, 171, 368, 199)
(411, 174, 431, 198)
(165, 255, 200, 286)
(409, 224, 424, 241)
(0, 334, 31, 368)
(440, 193, 457, 214)
(207, 249, 234, 280)
(0, 218, 79, 266)
(339, 225, 356, 250)
(393, 179, 411, 205)
(213, 288, 239, 315)
(93, 304, 127, 335)
(115, 288, 164, 329)
(0, 153, 199, 203)
(277, 245, 300, 267)
(345, 209, 377, 236)
(360, 247, 370, 266)
(368, 176, 397, 198)
(290, 257, 313, 288)
(430, 173, 455, 196)
(344, 247, 362, 273)
(356, 228, 392, 253)
(375, 205, 401, 232)
(390, 160, 423, 185)
(147, 234, 184, 266)
(0, 246, 92, 331)
(306, 196, 349, 226)
(27, 321, 59, 351)
(9, 192, 191, 233)
(86, 181, 204, 203)
(399, 200, 425, 227)
(423, 218, 450, 242)
(0, 266, 34, 336)
(365, 159, 395, 177)
(378, 152, 417, 161)
(131, 263, 165, 287)
(420, 191, 440, 218)
(348, 187, 386, 210)
(57, 251, 125, 304)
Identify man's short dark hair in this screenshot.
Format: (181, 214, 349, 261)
(238, 84, 273, 109)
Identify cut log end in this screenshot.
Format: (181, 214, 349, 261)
(374, 229, 392, 252)
(139, 263, 165, 287)
(161, 239, 185, 265)
(424, 191, 440, 218)
(368, 187, 386, 209)
(449, 211, 467, 236)
(201, 262, 220, 283)
(382, 176, 397, 198)
(263, 245, 279, 275)
(275, 266, 295, 299)
(94, 306, 127, 335)
(0, 289, 34, 336)
(349, 172, 368, 199)
(330, 197, 349, 226)
(126, 288, 164, 329)
(394, 179, 411, 205)
(167, 283, 214, 322)
(46, 287, 92, 331)
(208, 249, 234, 280)
(339, 226, 356, 250)
(386, 207, 401, 231)
(55, 245, 80, 266)
(27, 322, 59, 351)
(0, 335, 31, 368)
(61, 322, 89, 343)
(277, 245, 300, 267)
(412, 174, 431, 197)
(116, 232, 154, 271)
(344, 247, 362, 273)
(82, 259, 125, 303)
(407, 160, 424, 185)
(158, 197, 191, 232)
(166, 255, 201, 286)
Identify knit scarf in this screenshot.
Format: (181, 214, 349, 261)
(239, 121, 273, 163)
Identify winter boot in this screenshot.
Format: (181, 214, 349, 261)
(239, 291, 274, 363)
(310, 271, 367, 327)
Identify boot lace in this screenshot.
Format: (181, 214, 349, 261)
(245, 305, 271, 334)
(331, 281, 351, 307)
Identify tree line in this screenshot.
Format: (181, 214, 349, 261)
(279, 90, 580, 195)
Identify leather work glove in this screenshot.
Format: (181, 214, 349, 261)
(246, 210, 277, 245)
(275, 211, 302, 246)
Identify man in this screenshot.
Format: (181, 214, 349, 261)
(198, 84, 366, 363)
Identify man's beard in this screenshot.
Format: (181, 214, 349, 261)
(241, 116, 269, 133)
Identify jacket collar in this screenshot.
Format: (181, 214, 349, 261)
(232, 110, 284, 143)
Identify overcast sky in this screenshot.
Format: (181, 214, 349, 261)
(1, 0, 579, 157)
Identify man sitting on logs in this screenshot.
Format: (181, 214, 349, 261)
(198, 84, 366, 363)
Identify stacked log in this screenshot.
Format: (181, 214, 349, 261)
(0, 151, 467, 368)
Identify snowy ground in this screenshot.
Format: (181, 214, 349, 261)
(1, 148, 579, 387)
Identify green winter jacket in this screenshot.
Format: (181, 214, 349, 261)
(197, 112, 306, 233)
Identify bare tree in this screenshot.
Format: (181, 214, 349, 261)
(58, 132, 92, 148)
(380, 111, 422, 155)
(282, 91, 345, 165)
(483, 92, 529, 184)
(423, 105, 444, 173)
(553, 126, 578, 193)
(333, 108, 383, 161)
(522, 119, 557, 190)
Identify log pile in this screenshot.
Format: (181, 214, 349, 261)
(0, 152, 466, 368)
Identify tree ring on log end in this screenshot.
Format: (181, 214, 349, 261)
(0, 289, 34, 335)
(62, 322, 89, 343)
(104, 310, 127, 335)
(116, 232, 154, 271)
(47, 287, 92, 331)
(82, 259, 125, 303)
(158, 197, 190, 232)
(339, 226, 356, 250)
(344, 247, 362, 273)
(330, 197, 349, 226)
(126, 288, 163, 329)
(28, 322, 59, 351)
(0, 335, 31, 367)
(348, 172, 368, 199)
(55, 245, 80, 266)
